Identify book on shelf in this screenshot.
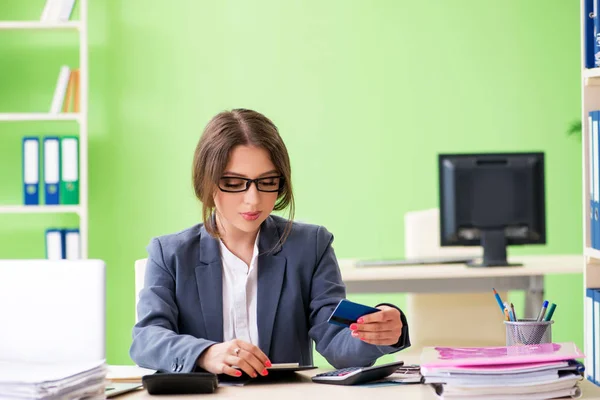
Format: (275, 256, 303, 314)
(40, 0, 76, 23)
(50, 66, 80, 114)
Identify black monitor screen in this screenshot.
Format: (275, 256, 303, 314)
(438, 152, 546, 267)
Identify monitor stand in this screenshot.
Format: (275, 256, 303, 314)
(466, 229, 523, 268)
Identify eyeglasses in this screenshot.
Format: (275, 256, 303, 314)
(218, 176, 284, 193)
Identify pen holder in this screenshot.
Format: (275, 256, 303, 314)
(504, 319, 553, 346)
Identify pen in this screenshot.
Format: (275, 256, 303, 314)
(536, 300, 549, 321)
(503, 302, 513, 321)
(508, 309, 516, 322)
(493, 288, 505, 315)
(544, 303, 557, 322)
(510, 302, 517, 322)
(503, 308, 510, 321)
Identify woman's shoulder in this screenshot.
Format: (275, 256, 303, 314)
(269, 215, 333, 244)
(146, 224, 203, 266)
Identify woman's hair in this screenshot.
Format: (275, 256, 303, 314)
(192, 108, 295, 246)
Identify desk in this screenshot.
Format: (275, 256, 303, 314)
(338, 255, 582, 319)
(121, 370, 600, 400)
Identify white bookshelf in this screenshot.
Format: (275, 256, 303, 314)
(0, 205, 81, 215)
(0, 0, 88, 258)
(581, 0, 600, 387)
(0, 113, 80, 122)
(0, 21, 80, 30)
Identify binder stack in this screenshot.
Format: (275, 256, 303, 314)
(45, 229, 80, 260)
(590, 111, 600, 250)
(586, 288, 600, 387)
(22, 136, 79, 206)
(421, 342, 586, 399)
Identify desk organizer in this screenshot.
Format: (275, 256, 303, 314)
(504, 319, 553, 346)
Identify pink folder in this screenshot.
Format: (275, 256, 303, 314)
(421, 342, 584, 368)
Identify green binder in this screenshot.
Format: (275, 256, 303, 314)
(60, 136, 79, 205)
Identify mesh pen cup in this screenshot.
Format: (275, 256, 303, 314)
(504, 319, 553, 346)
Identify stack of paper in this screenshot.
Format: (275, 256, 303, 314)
(421, 342, 585, 399)
(0, 360, 106, 400)
(106, 364, 156, 383)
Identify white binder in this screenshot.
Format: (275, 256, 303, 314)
(64, 229, 80, 260)
(45, 229, 63, 260)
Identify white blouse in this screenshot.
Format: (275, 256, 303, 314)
(219, 234, 260, 346)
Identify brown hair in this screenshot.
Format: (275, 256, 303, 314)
(192, 108, 295, 246)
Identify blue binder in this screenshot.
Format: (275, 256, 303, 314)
(591, 112, 595, 249)
(595, 0, 600, 67)
(22, 137, 39, 205)
(595, 111, 600, 249)
(587, 288, 596, 383)
(587, 0, 596, 68)
(595, 289, 600, 385)
(43, 137, 60, 205)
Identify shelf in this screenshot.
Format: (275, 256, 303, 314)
(585, 247, 600, 260)
(0, 21, 80, 30)
(0, 113, 79, 122)
(584, 68, 600, 79)
(0, 205, 81, 215)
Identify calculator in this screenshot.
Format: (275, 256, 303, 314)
(311, 360, 404, 386)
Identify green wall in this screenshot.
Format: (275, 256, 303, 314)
(0, 1, 583, 366)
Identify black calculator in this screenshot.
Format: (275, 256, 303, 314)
(311, 360, 404, 386)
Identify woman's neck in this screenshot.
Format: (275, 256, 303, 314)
(215, 214, 259, 261)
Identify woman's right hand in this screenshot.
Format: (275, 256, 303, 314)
(197, 339, 272, 378)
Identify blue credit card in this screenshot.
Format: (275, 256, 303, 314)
(327, 299, 380, 327)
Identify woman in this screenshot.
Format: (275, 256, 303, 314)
(130, 109, 410, 378)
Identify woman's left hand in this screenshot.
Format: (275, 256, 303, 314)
(349, 305, 403, 346)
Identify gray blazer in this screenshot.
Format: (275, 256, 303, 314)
(130, 215, 410, 373)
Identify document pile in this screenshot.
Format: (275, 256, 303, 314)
(421, 342, 585, 399)
(0, 360, 106, 399)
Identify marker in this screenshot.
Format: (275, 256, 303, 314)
(544, 303, 557, 322)
(493, 288, 505, 314)
(536, 300, 549, 321)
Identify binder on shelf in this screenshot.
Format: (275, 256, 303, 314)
(586, 0, 596, 68)
(592, 111, 600, 249)
(60, 136, 79, 205)
(45, 229, 63, 260)
(590, 112, 595, 249)
(595, 0, 600, 67)
(587, 289, 596, 383)
(43, 137, 60, 205)
(50, 66, 71, 114)
(595, 289, 600, 385)
(22, 137, 40, 206)
(64, 229, 80, 260)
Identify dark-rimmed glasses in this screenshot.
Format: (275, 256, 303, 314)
(218, 176, 284, 193)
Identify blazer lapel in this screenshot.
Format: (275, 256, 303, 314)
(257, 216, 287, 355)
(195, 225, 223, 342)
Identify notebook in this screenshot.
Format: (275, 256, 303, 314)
(421, 342, 584, 368)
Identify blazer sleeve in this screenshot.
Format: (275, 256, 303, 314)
(307, 227, 410, 369)
(129, 238, 217, 373)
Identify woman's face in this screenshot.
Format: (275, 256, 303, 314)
(213, 145, 280, 237)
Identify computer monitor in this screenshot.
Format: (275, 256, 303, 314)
(438, 152, 546, 267)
